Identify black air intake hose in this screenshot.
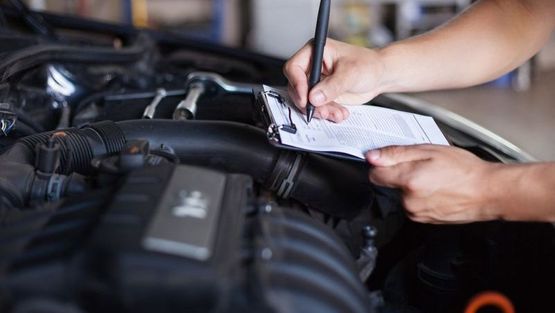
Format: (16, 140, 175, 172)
(0, 121, 126, 175)
(0, 120, 372, 218)
(0, 122, 125, 207)
(117, 120, 372, 218)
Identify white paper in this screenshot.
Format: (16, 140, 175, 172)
(263, 85, 449, 159)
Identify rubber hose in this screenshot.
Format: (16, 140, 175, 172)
(0, 43, 146, 82)
(117, 120, 372, 218)
(1, 120, 371, 218)
(117, 119, 278, 182)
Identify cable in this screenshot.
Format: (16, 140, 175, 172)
(7, 0, 57, 38)
(0, 43, 146, 83)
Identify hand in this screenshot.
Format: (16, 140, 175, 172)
(366, 145, 502, 224)
(283, 38, 386, 123)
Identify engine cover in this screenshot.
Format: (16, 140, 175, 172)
(68, 164, 372, 313)
(79, 164, 250, 312)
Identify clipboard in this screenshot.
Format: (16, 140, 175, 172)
(255, 86, 365, 162)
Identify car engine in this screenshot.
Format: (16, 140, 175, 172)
(0, 4, 554, 313)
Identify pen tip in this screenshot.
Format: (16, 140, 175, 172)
(306, 107, 315, 123)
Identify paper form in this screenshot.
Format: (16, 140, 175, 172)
(263, 85, 449, 159)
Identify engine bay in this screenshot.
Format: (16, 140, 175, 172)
(0, 5, 554, 313)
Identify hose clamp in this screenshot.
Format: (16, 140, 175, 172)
(276, 153, 303, 199)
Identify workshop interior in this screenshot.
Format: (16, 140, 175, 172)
(0, 1, 554, 313)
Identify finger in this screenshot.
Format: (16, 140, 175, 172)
(340, 106, 350, 120)
(369, 160, 431, 191)
(315, 105, 330, 120)
(403, 198, 466, 225)
(308, 64, 352, 106)
(288, 83, 304, 110)
(328, 103, 343, 122)
(366, 145, 436, 167)
(284, 44, 313, 109)
(409, 214, 460, 225)
(289, 40, 314, 68)
(368, 165, 408, 189)
(408, 215, 433, 224)
(285, 65, 309, 109)
(326, 102, 349, 123)
(283, 41, 313, 80)
(403, 200, 435, 224)
(327, 109, 341, 123)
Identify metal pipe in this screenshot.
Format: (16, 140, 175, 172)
(186, 71, 257, 94)
(173, 82, 205, 120)
(142, 88, 167, 119)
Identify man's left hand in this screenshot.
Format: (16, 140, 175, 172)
(367, 145, 501, 224)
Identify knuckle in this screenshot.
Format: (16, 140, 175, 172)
(404, 177, 421, 194)
(328, 111, 338, 122)
(335, 109, 344, 122)
(343, 59, 357, 68)
(283, 61, 294, 76)
(317, 107, 329, 119)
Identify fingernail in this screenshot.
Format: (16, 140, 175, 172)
(367, 150, 381, 161)
(312, 90, 326, 105)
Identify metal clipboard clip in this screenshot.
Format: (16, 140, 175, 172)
(262, 90, 297, 139)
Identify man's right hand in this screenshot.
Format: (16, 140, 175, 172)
(283, 38, 386, 123)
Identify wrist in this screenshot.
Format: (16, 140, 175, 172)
(375, 43, 407, 94)
(482, 163, 542, 222)
(486, 163, 555, 222)
(480, 163, 509, 221)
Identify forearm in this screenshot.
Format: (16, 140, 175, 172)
(488, 163, 555, 222)
(377, 0, 555, 93)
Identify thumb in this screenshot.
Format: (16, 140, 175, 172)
(366, 145, 435, 167)
(309, 67, 351, 106)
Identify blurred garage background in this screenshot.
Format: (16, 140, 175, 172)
(22, 0, 555, 161)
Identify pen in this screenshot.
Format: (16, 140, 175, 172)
(307, 0, 331, 123)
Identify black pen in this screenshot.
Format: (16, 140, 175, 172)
(306, 0, 331, 123)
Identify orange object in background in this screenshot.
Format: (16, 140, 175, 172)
(131, 0, 149, 27)
(465, 291, 515, 313)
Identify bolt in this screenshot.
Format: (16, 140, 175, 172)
(264, 204, 272, 213)
(261, 248, 273, 260)
(362, 225, 378, 239)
